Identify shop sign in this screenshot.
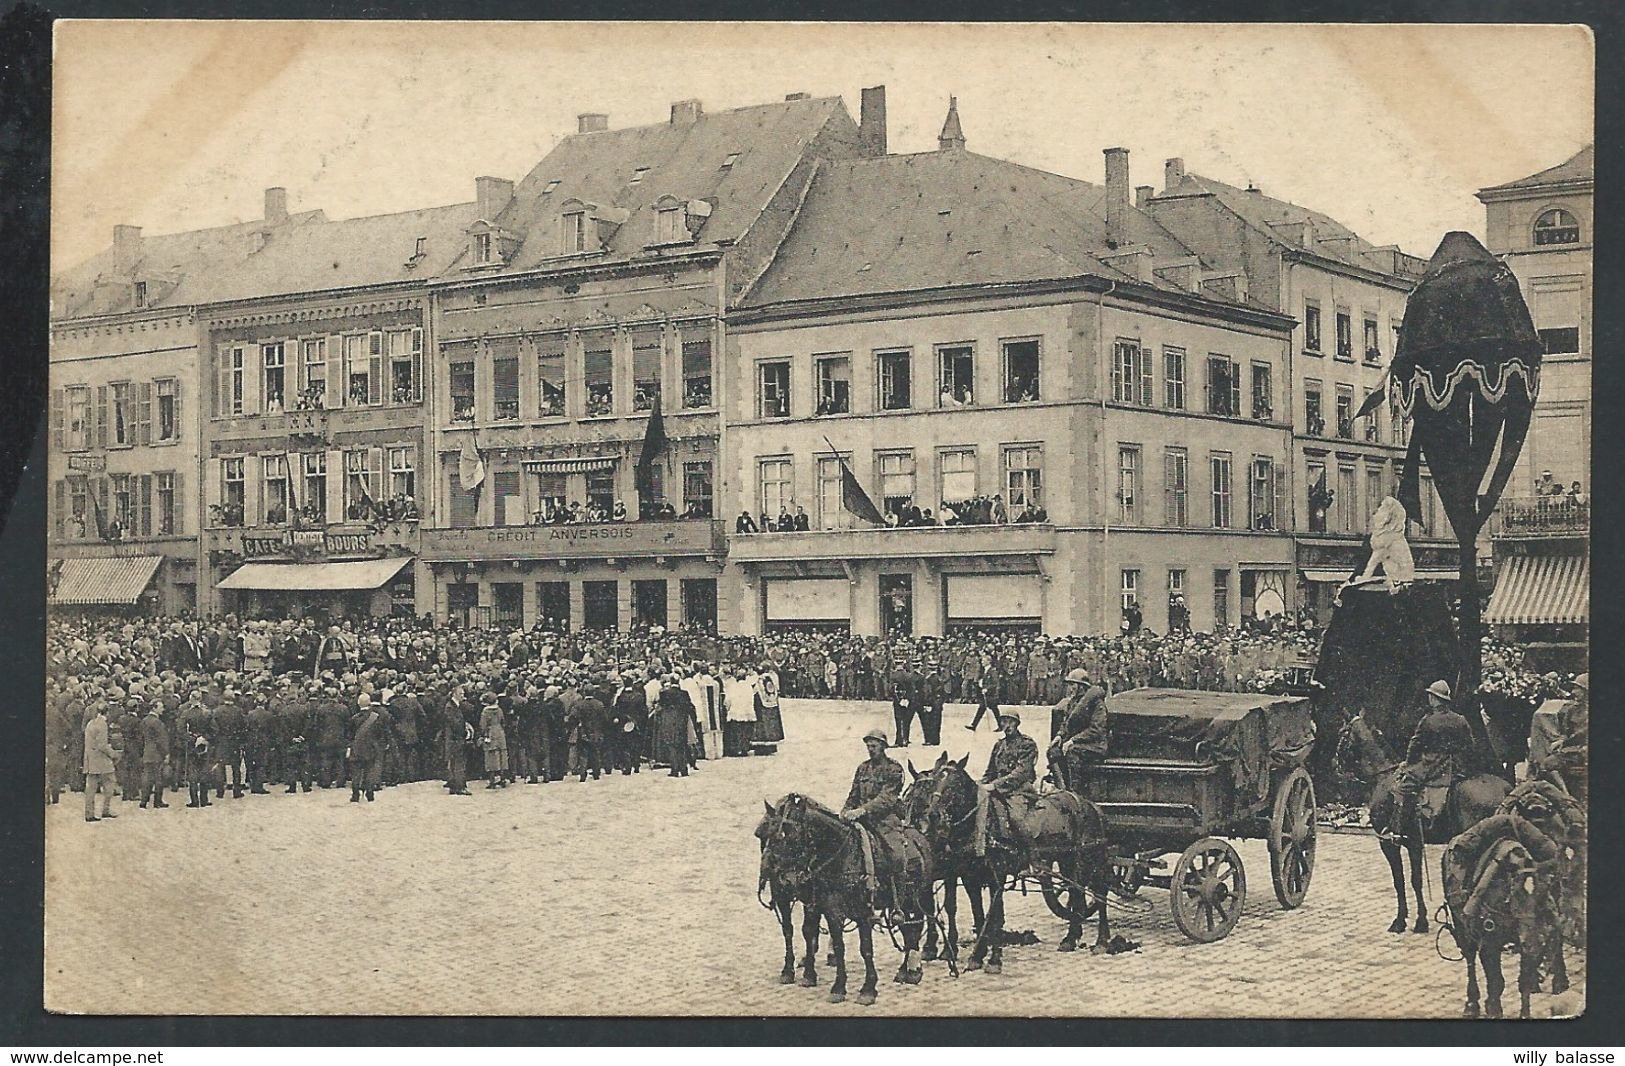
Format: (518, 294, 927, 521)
(423, 520, 722, 562)
(240, 527, 376, 560)
(67, 454, 106, 473)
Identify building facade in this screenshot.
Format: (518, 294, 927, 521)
(1477, 145, 1592, 669)
(420, 94, 882, 633)
(1145, 160, 1459, 620)
(194, 198, 476, 619)
(725, 134, 1298, 638)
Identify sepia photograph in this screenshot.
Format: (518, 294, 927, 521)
(41, 20, 1592, 1020)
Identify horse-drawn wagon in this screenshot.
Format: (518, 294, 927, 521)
(1048, 687, 1318, 943)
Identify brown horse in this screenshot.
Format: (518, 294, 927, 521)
(756, 805, 823, 987)
(759, 792, 935, 1006)
(1336, 714, 1508, 933)
(909, 753, 1113, 965)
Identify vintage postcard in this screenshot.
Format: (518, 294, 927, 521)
(44, 20, 1591, 1018)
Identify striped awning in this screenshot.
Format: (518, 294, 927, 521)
(1300, 568, 1460, 584)
(48, 555, 163, 606)
(1486, 554, 1589, 626)
(522, 457, 617, 474)
(217, 557, 413, 592)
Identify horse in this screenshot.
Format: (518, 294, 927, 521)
(909, 752, 1113, 966)
(1441, 812, 1567, 1019)
(755, 804, 823, 987)
(759, 792, 935, 1006)
(903, 756, 997, 971)
(1335, 713, 1509, 934)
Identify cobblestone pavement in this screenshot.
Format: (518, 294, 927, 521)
(45, 699, 1585, 1018)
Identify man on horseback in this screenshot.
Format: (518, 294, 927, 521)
(979, 710, 1041, 863)
(1047, 669, 1108, 793)
(841, 729, 905, 831)
(1394, 679, 1475, 838)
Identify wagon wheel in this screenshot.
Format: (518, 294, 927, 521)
(1039, 859, 1101, 920)
(1170, 837, 1246, 943)
(1268, 767, 1317, 909)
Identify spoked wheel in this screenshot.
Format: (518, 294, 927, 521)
(1170, 837, 1246, 943)
(1268, 767, 1317, 909)
(1039, 858, 1101, 920)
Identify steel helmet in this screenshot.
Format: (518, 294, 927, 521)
(1065, 669, 1090, 685)
(1572, 673, 1589, 691)
(862, 728, 888, 745)
(1426, 680, 1453, 702)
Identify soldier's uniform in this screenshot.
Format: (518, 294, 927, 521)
(842, 750, 905, 829)
(1395, 682, 1474, 833)
(980, 715, 1040, 857)
(1050, 677, 1109, 792)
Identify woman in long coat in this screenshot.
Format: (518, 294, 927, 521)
(478, 691, 509, 789)
(753, 662, 785, 746)
(654, 676, 696, 778)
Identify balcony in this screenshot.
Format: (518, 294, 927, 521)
(1489, 495, 1590, 539)
(205, 520, 420, 558)
(729, 522, 1058, 564)
(421, 518, 725, 562)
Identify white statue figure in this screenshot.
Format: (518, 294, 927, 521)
(1336, 495, 1417, 606)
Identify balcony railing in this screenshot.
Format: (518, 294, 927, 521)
(1490, 495, 1590, 536)
(729, 521, 1058, 563)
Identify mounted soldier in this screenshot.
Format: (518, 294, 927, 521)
(1047, 669, 1109, 792)
(840, 729, 905, 833)
(1393, 679, 1475, 838)
(979, 710, 1040, 862)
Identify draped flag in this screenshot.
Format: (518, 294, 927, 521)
(87, 480, 109, 541)
(824, 436, 885, 525)
(458, 433, 487, 492)
(635, 395, 668, 511)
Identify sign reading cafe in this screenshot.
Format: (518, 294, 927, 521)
(242, 527, 375, 559)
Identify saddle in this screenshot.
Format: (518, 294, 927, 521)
(981, 787, 1081, 858)
(857, 821, 931, 901)
(1419, 784, 1452, 825)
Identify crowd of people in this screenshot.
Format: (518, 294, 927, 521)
(733, 494, 1050, 534)
(47, 606, 1575, 821)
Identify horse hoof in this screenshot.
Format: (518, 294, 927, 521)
(965, 958, 983, 971)
(1463, 1002, 1480, 1019)
(798, 974, 818, 988)
(828, 991, 846, 1004)
(903, 969, 923, 985)
(985, 962, 1003, 975)
(1057, 940, 1077, 953)
(1553, 975, 1571, 996)
(1388, 919, 1407, 934)
(1486, 1001, 1503, 1020)
(1413, 918, 1429, 934)
(922, 947, 939, 962)
(893, 969, 907, 983)
(779, 973, 796, 985)
(856, 991, 877, 1006)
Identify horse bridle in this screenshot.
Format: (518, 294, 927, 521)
(767, 798, 855, 887)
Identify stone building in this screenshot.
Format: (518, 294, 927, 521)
(1478, 144, 1592, 668)
(193, 193, 476, 619)
(420, 92, 885, 632)
(724, 110, 1299, 637)
(1144, 161, 1460, 620)
(47, 199, 322, 613)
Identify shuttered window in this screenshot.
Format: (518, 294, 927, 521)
(449, 466, 480, 529)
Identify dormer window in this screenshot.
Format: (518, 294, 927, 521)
(414, 237, 428, 258)
(656, 205, 685, 244)
(720, 152, 740, 170)
(542, 179, 561, 195)
(629, 167, 650, 185)
(562, 211, 588, 254)
(133, 281, 148, 307)
(1533, 208, 1581, 246)
(473, 232, 494, 263)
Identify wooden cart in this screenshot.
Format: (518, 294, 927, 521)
(1043, 688, 1318, 943)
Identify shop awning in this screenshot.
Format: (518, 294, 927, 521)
(48, 555, 163, 606)
(522, 457, 616, 474)
(217, 557, 413, 592)
(1486, 554, 1589, 626)
(1301, 568, 1460, 583)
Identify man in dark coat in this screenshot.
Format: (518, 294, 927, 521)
(348, 694, 386, 802)
(313, 685, 349, 788)
(570, 683, 611, 782)
(1395, 680, 1475, 834)
(113, 697, 144, 801)
(245, 692, 276, 794)
(610, 673, 646, 775)
(542, 685, 569, 781)
(389, 682, 423, 784)
(277, 682, 314, 793)
(918, 661, 947, 746)
(1049, 669, 1109, 792)
(440, 683, 472, 796)
(138, 701, 170, 808)
(179, 694, 214, 808)
(890, 657, 922, 747)
(213, 688, 248, 799)
(514, 681, 548, 784)
(654, 677, 696, 777)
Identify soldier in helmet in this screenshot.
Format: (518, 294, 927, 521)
(840, 729, 904, 830)
(1393, 680, 1475, 837)
(980, 709, 1040, 858)
(1547, 673, 1588, 802)
(1048, 669, 1109, 791)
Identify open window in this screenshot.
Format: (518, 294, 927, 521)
(815, 353, 851, 415)
(632, 330, 662, 411)
(759, 361, 790, 419)
(389, 328, 423, 404)
(1002, 339, 1040, 403)
(937, 344, 975, 407)
(681, 327, 712, 409)
(877, 350, 911, 411)
(449, 358, 476, 423)
(262, 344, 286, 414)
(537, 336, 566, 417)
(584, 336, 614, 416)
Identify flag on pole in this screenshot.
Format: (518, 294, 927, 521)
(87, 481, 109, 541)
(285, 453, 300, 520)
(636, 395, 668, 512)
(458, 433, 486, 492)
(825, 436, 885, 525)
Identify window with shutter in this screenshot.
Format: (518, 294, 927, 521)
(50, 389, 64, 451)
(368, 333, 385, 406)
(1273, 466, 1287, 533)
(411, 328, 424, 403)
(449, 467, 480, 529)
(136, 382, 152, 445)
(97, 477, 110, 527)
(138, 474, 152, 537)
(173, 471, 184, 534)
(327, 338, 346, 408)
(53, 480, 65, 539)
(95, 386, 108, 448)
(1140, 352, 1153, 407)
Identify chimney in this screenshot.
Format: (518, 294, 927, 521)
(670, 99, 703, 125)
(784, 92, 810, 101)
(1104, 147, 1130, 249)
(1165, 157, 1185, 190)
(475, 176, 514, 221)
(1135, 184, 1154, 209)
(112, 224, 142, 275)
(264, 187, 288, 224)
(577, 113, 608, 133)
(859, 85, 888, 157)
(937, 96, 966, 151)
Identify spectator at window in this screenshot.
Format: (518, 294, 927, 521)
(793, 505, 810, 531)
(610, 501, 628, 523)
(736, 510, 758, 534)
(1568, 481, 1587, 506)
